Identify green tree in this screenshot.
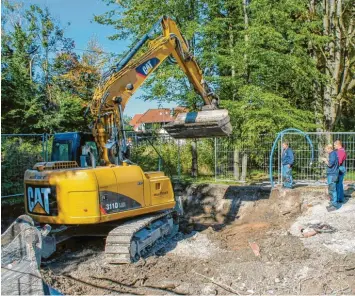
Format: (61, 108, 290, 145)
(308, 0, 354, 131)
(1, 1, 76, 133)
(47, 39, 108, 132)
(1, 2, 108, 134)
(1, 2, 41, 133)
(94, 0, 323, 132)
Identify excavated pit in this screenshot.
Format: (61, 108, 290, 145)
(2, 183, 355, 295)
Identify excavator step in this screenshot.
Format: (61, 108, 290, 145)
(164, 109, 232, 139)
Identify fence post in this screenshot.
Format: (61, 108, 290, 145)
(158, 157, 162, 171)
(45, 133, 49, 161)
(177, 140, 181, 180)
(277, 139, 281, 184)
(280, 134, 283, 185)
(42, 134, 45, 161)
(233, 148, 240, 180)
(214, 138, 217, 182)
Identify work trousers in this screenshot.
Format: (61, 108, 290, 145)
(327, 175, 339, 208)
(282, 165, 293, 188)
(336, 167, 346, 203)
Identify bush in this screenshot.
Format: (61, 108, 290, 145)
(1, 136, 44, 197)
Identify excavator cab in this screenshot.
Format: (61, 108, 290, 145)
(51, 132, 99, 167)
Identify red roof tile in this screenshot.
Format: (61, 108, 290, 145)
(137, 109, 174, 124)
(129, 114, 143, 126)
(130, 107, 189, 125)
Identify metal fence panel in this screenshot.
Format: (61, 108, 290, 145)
(215, 134, 279, 183)
(1, 134, 46, 198)
(215, 132, 355, 184)
(1, 131, 354, 198)
(281, 132, 355, 183)
(126, 132, 215, 179)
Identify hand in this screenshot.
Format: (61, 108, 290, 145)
(288, 164, 291, 168)
(321, 157, 327, 162)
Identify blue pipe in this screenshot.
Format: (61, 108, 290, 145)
(269, 128, 314, 187)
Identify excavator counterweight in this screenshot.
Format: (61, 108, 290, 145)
(164, 109, 232, 139)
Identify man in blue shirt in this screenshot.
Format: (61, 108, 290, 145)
(322, 144, 340, 212)
(282, 141, 294, 189)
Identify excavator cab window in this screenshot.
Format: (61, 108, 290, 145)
(82, 141, 99, 167)
(52, 141, 73, 161)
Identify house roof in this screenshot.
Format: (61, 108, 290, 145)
(137, 109, 174, 124)
(129, 114, 143, 126)
(129, 107, 189, 125)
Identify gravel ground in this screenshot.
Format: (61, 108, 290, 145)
(40, 184, 355, 295)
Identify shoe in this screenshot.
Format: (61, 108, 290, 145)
(326, 205, 337, 212)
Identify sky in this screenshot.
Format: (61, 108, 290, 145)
(24, 0, 178, 117)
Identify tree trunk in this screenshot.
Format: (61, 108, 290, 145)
(241, 153, 248, 181)
(243, 0, 250, 83)
(320, 0, 354, 131)
(191, 140, 198, 177)
(228, 24, 236, 100)
(233, 148, 240, 180)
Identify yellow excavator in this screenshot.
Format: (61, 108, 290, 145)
(2, 17, 232, 290)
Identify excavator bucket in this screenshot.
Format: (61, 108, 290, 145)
(1, 215, 58, 295)
(164, 109, 232, 139)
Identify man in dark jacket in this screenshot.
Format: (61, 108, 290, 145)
(322, 144, 340, 211)
(282, 141, 294, 188)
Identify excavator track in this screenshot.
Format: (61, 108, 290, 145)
(105, 210, 178, 264)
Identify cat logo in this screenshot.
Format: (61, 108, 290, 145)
(136, 57, 160, 77)
(27, 186, 52, 215)
(142, 60, 153, 75)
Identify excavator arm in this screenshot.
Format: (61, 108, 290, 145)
(90, 16, 232, 165)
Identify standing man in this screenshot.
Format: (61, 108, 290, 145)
(282, 141, 294, 189)
(322, 144, 339, 211)
(334, 140, 347, 203)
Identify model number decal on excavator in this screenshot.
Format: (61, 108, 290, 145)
(106, 202, 126, 211)
(26, 185, 57, 216)
(136, 57, 160, 77)
(100, 191, 141, 214)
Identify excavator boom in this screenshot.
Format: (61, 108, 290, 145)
(91, 16, 232, 164)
